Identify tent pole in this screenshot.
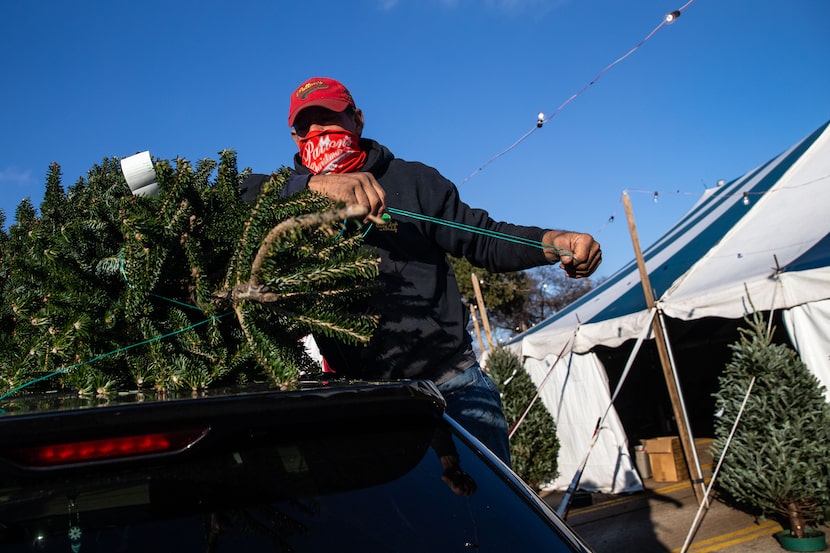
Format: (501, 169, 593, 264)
(471, 273, 495, 351)
(469, 304, 486, 354)
(622, 191, 706, 505)
(658, 309, 708, 504)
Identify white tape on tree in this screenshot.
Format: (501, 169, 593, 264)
(120, 151, 159, 197)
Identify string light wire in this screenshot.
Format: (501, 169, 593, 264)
(592, 172, 830, 236)
(461, 1, 697, 185)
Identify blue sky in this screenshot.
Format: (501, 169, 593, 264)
(2, 0, 828, 279)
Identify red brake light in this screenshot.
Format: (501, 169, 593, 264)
(10, 428, 208, 468)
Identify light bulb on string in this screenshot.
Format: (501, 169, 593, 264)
(742, 191, 750, 206)
(665, 10, 681, 23)
(653, 191, 659, 203)
(537, 112, 545, 128)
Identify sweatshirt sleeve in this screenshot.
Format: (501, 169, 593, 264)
(281, 172, 311, 197)
(413, 164, 551, 272)
(239, 173, 269, 204)
(239, 172, 311, 203)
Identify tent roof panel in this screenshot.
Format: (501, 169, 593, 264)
(508, 119, 830, 358)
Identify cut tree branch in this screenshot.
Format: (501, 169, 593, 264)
(250, 205, 369, 286)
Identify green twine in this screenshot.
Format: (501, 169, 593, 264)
(385, 207, 578, 261)
(119, 251, 131, 286)
(2, 207, 575, 406)
(149, 293, 204, 311)
(0, 312, 234, 407)
(118, 251, 207, 312)
(340, 207, 568, 259)
(0, 255, 228, 405)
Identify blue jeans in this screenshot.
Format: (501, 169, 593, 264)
(437, 363, 512, 466)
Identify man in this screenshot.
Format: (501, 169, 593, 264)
(249, 77, 602, 465)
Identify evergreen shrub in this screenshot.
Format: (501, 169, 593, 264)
(486, 346, 559, 488)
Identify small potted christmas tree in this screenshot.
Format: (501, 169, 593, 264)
(712, 311, 830, 551)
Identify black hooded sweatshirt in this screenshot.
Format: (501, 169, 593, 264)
(242, 138, 551, 384)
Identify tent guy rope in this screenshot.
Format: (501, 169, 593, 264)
(556, 308, 657, 518)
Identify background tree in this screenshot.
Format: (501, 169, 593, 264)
(447, 256, 530, 333)
(524, 265, 600, 325)
(448, 257, 600, 339)
(0, 153, 379, 400)
(486, 345, 559, 489)
(712, 311, 830, 538)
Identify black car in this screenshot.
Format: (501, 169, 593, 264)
(0, 380, 593, 552)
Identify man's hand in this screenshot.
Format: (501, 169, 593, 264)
(307, 172, 386, 221)
(542, 230, 602, 278)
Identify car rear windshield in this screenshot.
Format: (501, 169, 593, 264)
(0, 417, 580, 552)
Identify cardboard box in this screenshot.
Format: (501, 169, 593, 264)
(644, 436, 688, 482)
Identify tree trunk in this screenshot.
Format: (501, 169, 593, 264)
(788, 502, 806, 538)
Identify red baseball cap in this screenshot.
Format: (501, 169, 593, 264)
(288, 77, 356, 127)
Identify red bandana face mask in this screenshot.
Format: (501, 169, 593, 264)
(298, 129, 367, 174)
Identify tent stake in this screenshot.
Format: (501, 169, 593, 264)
(622, 191, 706, 505)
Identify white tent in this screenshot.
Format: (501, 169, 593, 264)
(505, 119, 830, 494)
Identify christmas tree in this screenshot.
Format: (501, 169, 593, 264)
(0, 152, 380, 401)
(486, 346, 559, 488)
(712, 311, 830, 538)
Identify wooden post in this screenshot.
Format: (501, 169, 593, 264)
(469, 304, 486, 354)
(470, 273, 494, 351)
(622, 191, 706, 505)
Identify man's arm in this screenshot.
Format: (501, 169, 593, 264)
(294, 171, 600, 278)
(282, 173, 312, 197)
(415, 166, 601, 278)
